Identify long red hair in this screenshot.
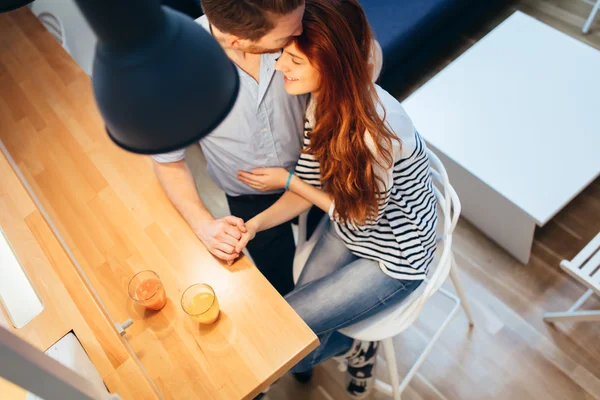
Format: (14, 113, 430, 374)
(295, 0, 398, 224)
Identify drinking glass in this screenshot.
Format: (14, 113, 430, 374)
(181, 283, 220, 324)
(128, 270, 167, 311)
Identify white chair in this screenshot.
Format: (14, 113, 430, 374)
(583, 0, 600, 34)
(544, 232, 600, 324)
(36, 11, 70, 54)
(293, 149, 474, 400)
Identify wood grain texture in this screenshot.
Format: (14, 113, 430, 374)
(0, 150, 159, 399)
(0, 8, 318, 400)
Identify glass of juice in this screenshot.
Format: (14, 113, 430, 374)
(181, 284, 220, 324)
(128, 270, 168, 311)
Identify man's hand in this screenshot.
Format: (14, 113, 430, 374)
(237, 168, 289, 192)
(195, 216, 247, 264)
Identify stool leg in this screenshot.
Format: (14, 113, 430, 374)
(382, 338, 402, 400)
(544, 289, 598, 323)
(543, 310, 600, 323)
(450, 255, 475, 326)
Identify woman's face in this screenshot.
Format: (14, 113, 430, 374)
(274, 41, 321, 95)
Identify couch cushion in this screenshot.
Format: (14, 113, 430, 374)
(360, 0, 471, 76)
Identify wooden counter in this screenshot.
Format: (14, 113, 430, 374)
(0, 8, 318, 400)
(0, 143, 159, 399)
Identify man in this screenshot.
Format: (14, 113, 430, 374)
(153, 0, 312, 296)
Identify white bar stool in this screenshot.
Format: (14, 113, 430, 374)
(294, 149, 474, 399)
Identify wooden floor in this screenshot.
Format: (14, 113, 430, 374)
(188, 1, 600, 399)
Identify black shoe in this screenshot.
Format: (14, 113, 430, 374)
(345, 341, 379, 399)
(292, 369, 313, 384)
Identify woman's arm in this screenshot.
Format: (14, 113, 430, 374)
(235, 167, 335, 252)
(238, 166, 334, 214)
(237, 166, 333, 215)
(252, 190, 312, 232)
(287, 174, 333, 213)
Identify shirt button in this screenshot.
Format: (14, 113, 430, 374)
(263, 128, 268, 133)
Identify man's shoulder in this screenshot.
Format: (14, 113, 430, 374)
(194, 15, 210, 33)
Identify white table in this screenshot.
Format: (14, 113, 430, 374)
(403, 11, 600, 264)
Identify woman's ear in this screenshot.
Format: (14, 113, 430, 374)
(369, 39, 383, 82)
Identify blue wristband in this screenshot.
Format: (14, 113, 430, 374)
(285, 172, 294, 191)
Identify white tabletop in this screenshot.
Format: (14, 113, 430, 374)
(403, 11, 600, 225)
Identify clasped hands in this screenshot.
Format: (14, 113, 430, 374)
(197, 167, 288, 264)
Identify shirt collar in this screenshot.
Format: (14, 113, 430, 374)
(197, 15, 278, 107)
(195, 15, 211, 34)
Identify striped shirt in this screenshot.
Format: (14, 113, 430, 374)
(295, 85, 438, 280)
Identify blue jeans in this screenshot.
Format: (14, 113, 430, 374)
(285, 219, 423, 373)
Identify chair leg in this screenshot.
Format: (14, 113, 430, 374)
(543, 310, 600, 323)
(583, 0, 600, 34)
(450, 254, 475, 326)
(381, 338, 402, 400)
(544, 289, 599, 323)
(568, 289, 594, 312)
(376, 295, 462, 399)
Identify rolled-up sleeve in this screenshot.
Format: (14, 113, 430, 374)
(151, 148, 187, 163)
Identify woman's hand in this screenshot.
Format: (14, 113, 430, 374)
(235, 219, 259, 254)
(237, 168, 289, 192)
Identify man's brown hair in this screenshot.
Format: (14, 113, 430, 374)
(201, 0, 304, 41)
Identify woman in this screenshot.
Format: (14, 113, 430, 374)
(235, 0, 438, 397)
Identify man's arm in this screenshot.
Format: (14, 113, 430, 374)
(152, 160, 246, 263)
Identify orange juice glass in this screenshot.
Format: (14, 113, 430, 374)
(181, 284, 220, 324)
(128, 270, 167, 310)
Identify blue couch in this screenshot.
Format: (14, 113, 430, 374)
(361, 0, 502, 92)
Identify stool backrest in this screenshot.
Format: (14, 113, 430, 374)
(389, 149, 461, 330)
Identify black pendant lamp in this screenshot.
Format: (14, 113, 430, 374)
(0, 0, 34, 13)
(73, 0, 239, 154)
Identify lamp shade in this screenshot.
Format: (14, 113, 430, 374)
(0, 0, 34, 13)
(74, 0, 239, 154)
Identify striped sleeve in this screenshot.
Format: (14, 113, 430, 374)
(294, 125, 322, 189)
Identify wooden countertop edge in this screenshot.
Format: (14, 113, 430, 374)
(244, 335, 320, 399)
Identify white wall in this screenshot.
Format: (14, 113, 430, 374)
(30, 0, 97, 75)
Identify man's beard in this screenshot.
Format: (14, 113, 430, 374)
(239, 43, 282, 54)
